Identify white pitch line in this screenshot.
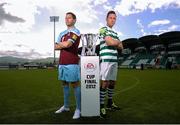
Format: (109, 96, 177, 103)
(114, 75, 140, 95)
(0, 104, 79, 120)
(0, 75, 140, 120)
(0, 107, 56, 120)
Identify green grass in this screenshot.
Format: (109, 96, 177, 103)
(0, 69, 180, 123)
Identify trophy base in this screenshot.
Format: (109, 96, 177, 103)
(80, 56, 100, 117)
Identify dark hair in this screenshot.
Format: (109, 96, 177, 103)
(66, 12, 76, 20)
(106, 10, 116, 18)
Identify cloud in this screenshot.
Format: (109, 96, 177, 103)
(0, 0, 44, 33)
(117, 31, 124, 37)
(0, 49, 44, 59)
(14, 44, 29, 48)
(137, 19, 147, 36)
(115, 0, 180, 16)
(137, 19, 179, 36)
(154, 24, 179, 35)
(93, 0, 108, 6)
(103, 4, 113, 11)
(0, 0, 104, 59)
(0, 3, 25, 25)
(148, 19, 170, 27)
(168, 25, 179, 30)
(0, 0, 100, 33)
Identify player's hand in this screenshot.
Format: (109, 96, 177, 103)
(105, 36, 112, 41)
(54, 43, 59, 50)
(117, 42, 123, 50)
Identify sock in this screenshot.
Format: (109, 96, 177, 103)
(74, 86, 81, 110)
(100, 87, 106, 108)
(107, 86, 114, 106)
(63, 85, 70, 108)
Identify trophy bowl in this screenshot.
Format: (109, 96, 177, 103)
(81, 34, 98, 56)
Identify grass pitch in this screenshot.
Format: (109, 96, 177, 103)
(0, 69, 180, 123)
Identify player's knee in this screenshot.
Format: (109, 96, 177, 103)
(109, 80, 115, 87)
(101, 80, 109, 88)
(62, 81, 68, 86)
(71, 82, 79, 88)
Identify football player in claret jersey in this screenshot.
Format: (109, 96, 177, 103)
(99, 11, 123, 118)
(54, 12, 81, 119)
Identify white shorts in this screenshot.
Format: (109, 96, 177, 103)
(100, 62, 118, 81)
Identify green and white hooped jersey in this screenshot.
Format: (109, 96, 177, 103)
(99, 26, 120, 63)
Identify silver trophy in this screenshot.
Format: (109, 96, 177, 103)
(81, 34, 98, 56)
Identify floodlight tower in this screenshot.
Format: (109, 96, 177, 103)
(50, 16, 59, 65)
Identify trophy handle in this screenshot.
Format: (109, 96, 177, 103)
(81, 34, 86, 56)
(92, 34, 98, 56)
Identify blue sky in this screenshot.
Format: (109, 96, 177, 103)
(0, 0, 180, 59)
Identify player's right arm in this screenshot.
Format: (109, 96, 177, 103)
(55, 30, 80, 50)
(54, 31, 74, 50)
(99, 27, 121, 47)
(55, 41, 73, 50)
(104, 36, 121, 47)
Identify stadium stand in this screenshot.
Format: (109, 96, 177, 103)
(119, 31, 180, 69)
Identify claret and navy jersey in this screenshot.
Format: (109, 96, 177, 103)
(56, 27, 81, 65)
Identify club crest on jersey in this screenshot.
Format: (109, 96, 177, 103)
(72, 34, 77, 40)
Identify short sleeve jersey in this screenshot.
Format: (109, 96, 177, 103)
(99, 26, 120, 63)
(56, 27, 80, 65)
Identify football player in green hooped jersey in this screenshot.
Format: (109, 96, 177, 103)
(99, 10, 123, 118)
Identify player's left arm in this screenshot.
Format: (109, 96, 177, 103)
(105, 36, 120, 46)
(105, 34, 123, 50)
(116, 36, 123, 50)
(117, 41, 123, 50)
(55, 32, 79, 50)
(55, 41, 73, 50)
(117, 36, 123, 50)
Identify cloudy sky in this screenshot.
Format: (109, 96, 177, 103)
(0, 0, 180, 59)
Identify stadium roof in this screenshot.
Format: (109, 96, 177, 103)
(159, 31, 180, 45)
(121, 38, 140, 50)
(139, 35, 161, 47)
(122, 31, 180, 49)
